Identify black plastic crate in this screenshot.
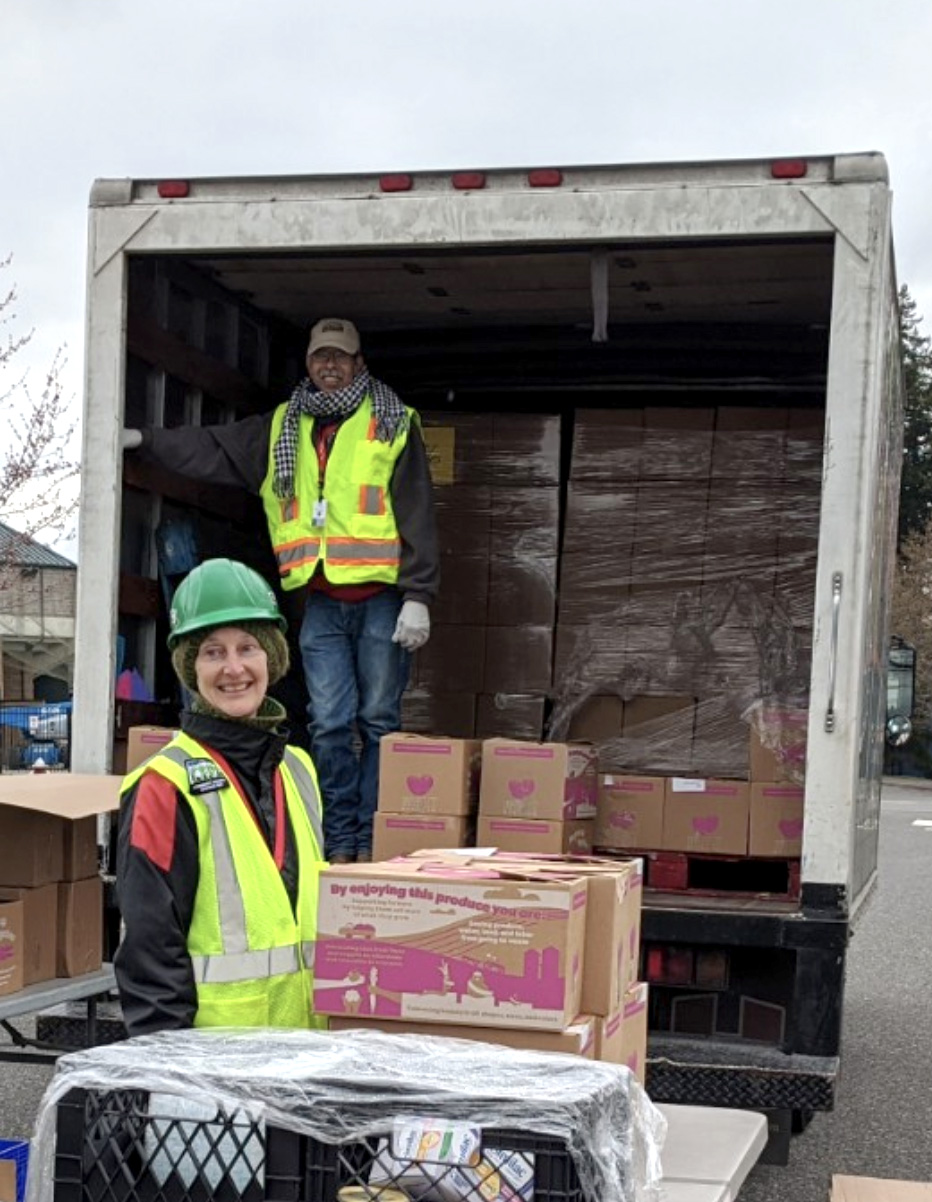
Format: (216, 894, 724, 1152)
(52, 1088, 586, 1202)
(53, 1088, 302, 1202)
(303, 1125, 583, 1201)
(37, 1001, 127, 1051)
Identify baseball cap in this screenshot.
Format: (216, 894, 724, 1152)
(307, 318, 361, 356)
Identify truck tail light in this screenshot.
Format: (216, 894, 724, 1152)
(380, 174, 413, 192)
(452, 172, 486, 190)
(771, 159, 808, 179)
(528, 169, 563, 187)
(157, 181, 190, 198)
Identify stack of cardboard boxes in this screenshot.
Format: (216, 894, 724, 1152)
(555, 406, 820, 785)
(0, 774, 122, 996)
(592, 708, 808, 861)
(404, 412, 562, 741)
(318, 850, 647, 1078)
(373, 734, 481, 860)
(476, 738, 597, 855)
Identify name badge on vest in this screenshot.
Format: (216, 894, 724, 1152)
(312, 498, 328, 527)
(184, 758, 229, 795)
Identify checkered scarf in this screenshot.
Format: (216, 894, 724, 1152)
(272, 368, 408, 500)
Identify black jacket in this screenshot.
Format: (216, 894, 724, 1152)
(114, 710, 301, 1036)
(137, 405, 439, 604)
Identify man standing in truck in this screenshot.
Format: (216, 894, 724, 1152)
(123, 318, 439, 863)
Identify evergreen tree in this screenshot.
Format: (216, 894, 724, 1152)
(898, 285, 932, 543)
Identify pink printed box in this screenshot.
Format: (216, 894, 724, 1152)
(595, 982, 649, 1082)
(595, 774, 665, 851)
(479, 738, 598, 821)
(662, 778, 750, 855)
(464, 850, 643, 1016)
(314, 861, 588, 1031)
(378, 734, 481, 816)
(749, 784, 804, 857)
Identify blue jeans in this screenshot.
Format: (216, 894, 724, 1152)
(299, 590, 410, 857)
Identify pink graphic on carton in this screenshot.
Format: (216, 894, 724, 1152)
(315, 939, 571, 1020)
(406, 775, 435, 796)
(564, 775, 597, 818)
(778, 818, 804, 840)
(314, 880, 582, 1028)
(611, 810, 637, 830)
(508, 779, 536, 800)
(691, 815, 720, 836)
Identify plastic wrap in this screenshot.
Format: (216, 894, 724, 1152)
(551, 405, 822, 780)
(28, 1027, 666, 1202)
(409, 411, 562, 740)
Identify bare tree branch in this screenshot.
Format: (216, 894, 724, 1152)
(0, 255, 79, 558)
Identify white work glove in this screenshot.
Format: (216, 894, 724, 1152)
(121, 428, 143, 450)
(392, 600, 430, 652)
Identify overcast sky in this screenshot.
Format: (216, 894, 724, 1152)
(4, 0, 932, 554)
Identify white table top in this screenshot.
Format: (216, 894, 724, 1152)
(657, 1103, 769, 1201)
(0, 964, 115, 1021)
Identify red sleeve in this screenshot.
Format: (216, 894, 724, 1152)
(129, 772, 178, 872)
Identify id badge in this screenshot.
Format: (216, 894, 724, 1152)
(312, 499, 328, 528)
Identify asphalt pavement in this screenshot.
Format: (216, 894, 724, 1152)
(3, 780, 932, 1199)
(740, 778, 932, 1199)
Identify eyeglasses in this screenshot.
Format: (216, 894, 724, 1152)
(310, 348, 354, 364)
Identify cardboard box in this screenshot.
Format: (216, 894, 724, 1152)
(373, 814, 473, 861)
(567, 696, 625, 744)
(314, 862, 588, 1030)
(487, 554, 557, 626)
(663, 778, 750, 855)
(126, 725, 177, 774)
(595, 775, 665, 851)
(479, 739, 598, 821)
(596, 982, 649, 1082)
(477, 816, 593, 856)
(328, 1012, 597, 1058)
(0, 898, 24, 997)
(378, 734, 481, 816)
(570, 410, 643, 483)
(640, 407, 714, 479)
(0, 773, 122, 888)
(63, 817, 99, 881)
(831, 1179, 932, 1201)
(748, 705, 808, 783)
(749, 784, 804, 857)
(492, 853, 642, 1014)
(0, 883, 56, 985)
(483, 626, 554, 693)
(401, 690, 477, 739)
(475, 693, 546, 742)
(417, 850, 642, 1016)
(414, 625, 486, 694)
(57, 877, 104, 977)
(0, 1160, 15, 1202)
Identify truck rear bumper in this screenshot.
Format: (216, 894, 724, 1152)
(647, 1035, 838, 1111)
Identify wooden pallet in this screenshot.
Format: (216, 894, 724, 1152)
(593, 846, 801, 900)
(643, 849, 801, 900)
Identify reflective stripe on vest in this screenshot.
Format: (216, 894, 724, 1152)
(154, 743, 319, 985)
(282, 747, 324, 855)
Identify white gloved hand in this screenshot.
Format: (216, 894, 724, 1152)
(121, 428, 143, 450)
(392, 600, 431, 651)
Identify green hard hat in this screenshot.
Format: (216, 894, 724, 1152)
(167, 558, 286, 649)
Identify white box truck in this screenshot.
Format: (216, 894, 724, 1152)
(73, 152, 903, 1159)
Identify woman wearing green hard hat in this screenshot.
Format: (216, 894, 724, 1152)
(114, 558, 327, 1034)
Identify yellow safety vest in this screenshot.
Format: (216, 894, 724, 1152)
(260, 397, 414, 591)
(121, 732, 326, 1029)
